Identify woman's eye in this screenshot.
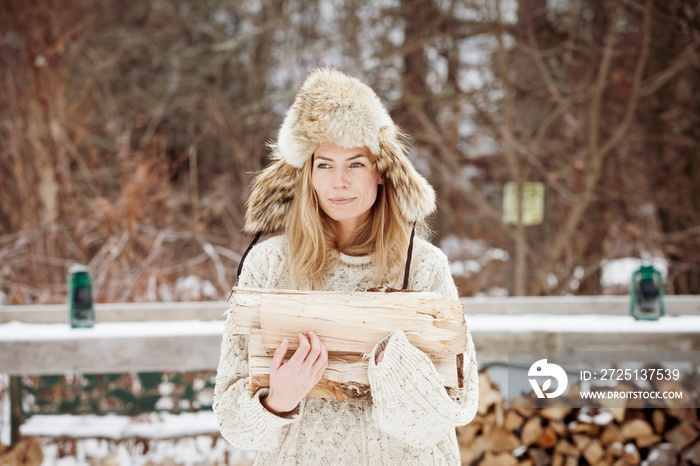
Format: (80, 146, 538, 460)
(317, 163, 331, 169)
(351, 162, 365, 168)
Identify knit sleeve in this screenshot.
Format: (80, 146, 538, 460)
(367, 242, 479, 448)
(213, 240, 301, 451)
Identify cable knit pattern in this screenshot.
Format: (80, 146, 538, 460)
(214, 235, 479, 465)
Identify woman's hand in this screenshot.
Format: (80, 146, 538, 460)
(261, 331, 328, 415)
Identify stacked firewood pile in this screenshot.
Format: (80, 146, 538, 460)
(457, 372, 700, 466)
(0, 437, 43, 466)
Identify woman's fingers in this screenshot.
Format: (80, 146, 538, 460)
(305, 331, 322, 363)
(276, 331, 327, 379)
(313, 343, 329, 379)
(270, 339, 289, 372)
(288, 332, 311, 364)
(310, 342, 327, 369)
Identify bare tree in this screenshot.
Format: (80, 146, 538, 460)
(0, 0, 292, 303)
(367, 0, 696, 296)
(2, 0, 697, 303)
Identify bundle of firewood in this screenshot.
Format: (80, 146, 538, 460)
(228, 287, 468, 402)
(457, 372, 700, 466)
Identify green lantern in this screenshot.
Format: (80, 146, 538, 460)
(629, 262, 664, 321)
(69, 264, 95, 328)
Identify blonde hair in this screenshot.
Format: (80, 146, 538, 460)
(287, 155, 413, 289)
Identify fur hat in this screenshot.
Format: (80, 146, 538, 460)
(243, 67, 436, 234)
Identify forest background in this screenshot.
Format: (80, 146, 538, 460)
(1, 0, 698, 305)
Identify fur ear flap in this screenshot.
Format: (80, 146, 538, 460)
(243, 158, 300, 234)
(376, 128, 436, 224)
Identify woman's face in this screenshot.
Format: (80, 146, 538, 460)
(312, 141, 383, 241)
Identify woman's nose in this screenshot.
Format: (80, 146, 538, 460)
(332, 168, 350, 188)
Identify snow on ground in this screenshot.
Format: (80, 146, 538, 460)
(39, 435, 256, 466)
(0, 320, 223, 342)
(0, 393, 256, 465)
(21, 412, 218, 440)
(466, 313, 700, 333)
(601, 257, 668, 287)
(18, 412, 257, 466)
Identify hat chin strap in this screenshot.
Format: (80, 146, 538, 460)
(236, 231, 263, 283)
(401, 223, 416, 291)
(234, 224, 416, 291)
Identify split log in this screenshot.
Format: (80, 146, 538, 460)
(478, 372, 504, 416)
(570, 422, 599, 436)
(635, 434, 662, 449)
(527, 449, 550, 466)
(229, 287, 468, 402)
(668, 407, 699, 425)
(581, 439, 605, 464)
(681, 440, 700, 465)
(607, 441, 624, 457)
(541, 406, 571, 422)
(608, 407, 626, 423)
(457, 423, 482, 445)
(480, 452, 519, 466)
(644, 444, 677, 466)
(473, 427, 521, 454)
(651, 409, 666, 434)
(537, 427, 559, 449)
(554, 440, 579, 457)
(460, 443, 480, 465)
(572, 434, 591, 450)
(521, 416, 543, 446)
(504, 411, 525, 432)
(621, 419, 654, 441)
(600, 424, 624, 446)
(549, 421, 567, 437)
(665, 422, 699, 451)
(621, 443, 641, 465)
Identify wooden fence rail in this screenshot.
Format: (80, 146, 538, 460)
(2, 295, 700, 325)
(1, 295, 700, 375)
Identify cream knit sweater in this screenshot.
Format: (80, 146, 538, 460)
(214, 235, 478, 465)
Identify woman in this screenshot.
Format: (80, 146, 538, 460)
(214, 67, 478, 465)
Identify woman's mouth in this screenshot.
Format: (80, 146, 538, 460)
(329, 197, 355, 205)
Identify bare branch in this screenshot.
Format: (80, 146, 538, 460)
(598, 0, 652, 157)
(641, 36, 700, 97)
(200, 238, 230, 296)
(533, 0, 654, 294)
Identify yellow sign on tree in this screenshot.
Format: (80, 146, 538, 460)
(503, 182, 545, 226)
